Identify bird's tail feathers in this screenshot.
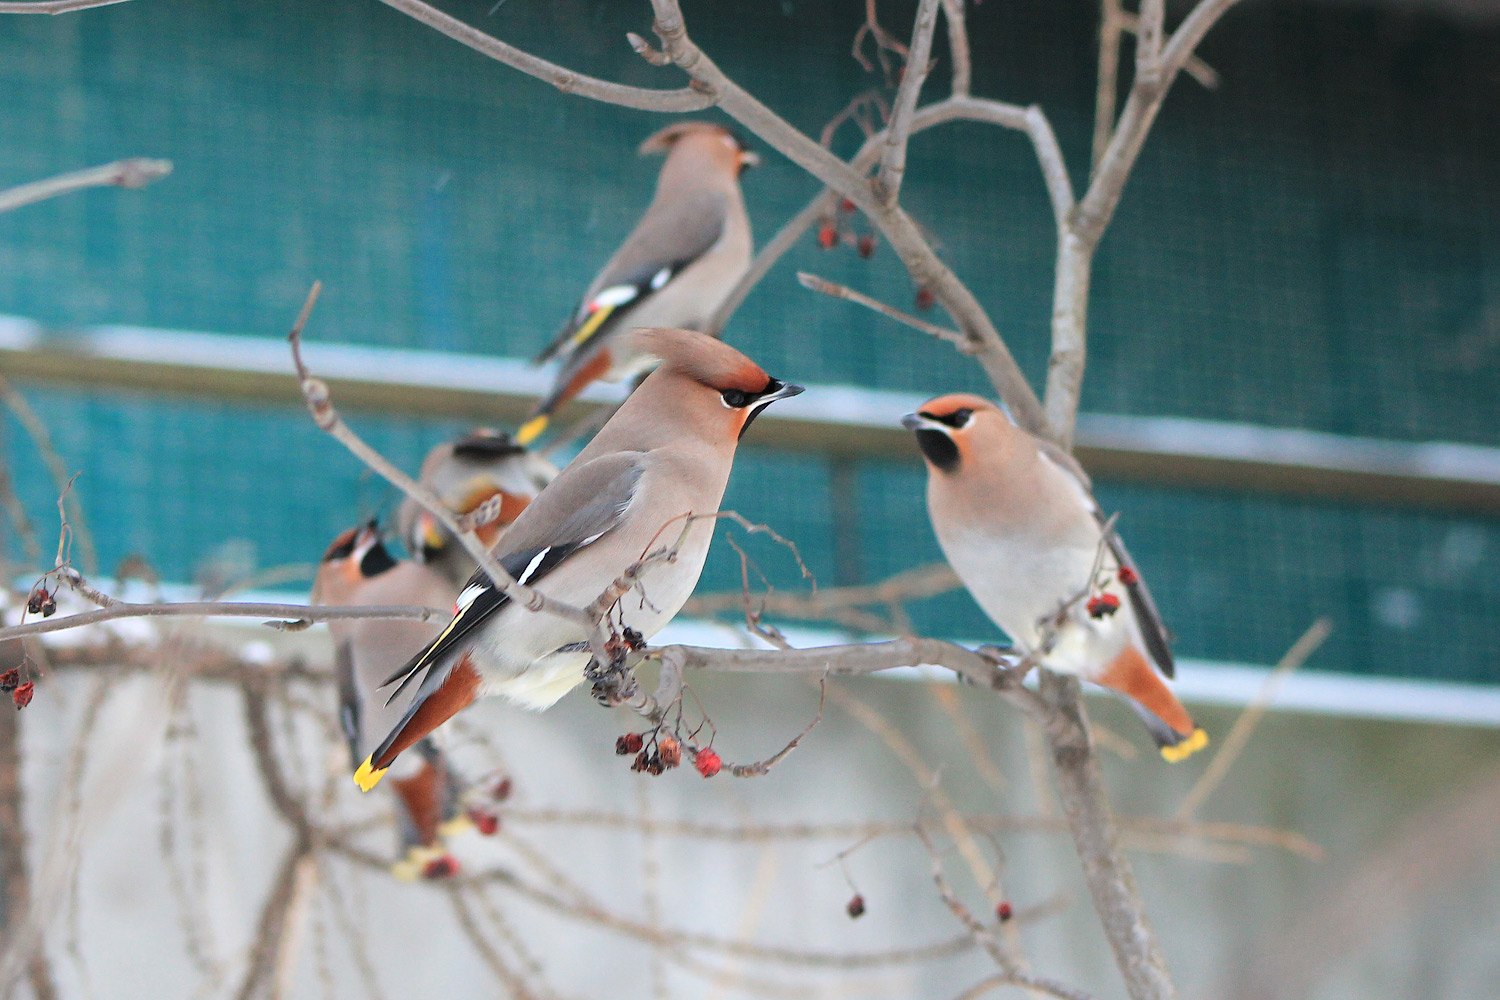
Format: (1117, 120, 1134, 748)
(1099, 645, 1208, 763)
(355, 654, 482, 791)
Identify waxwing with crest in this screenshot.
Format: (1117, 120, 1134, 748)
(902, 394, 1207, 761)
(315, 523, 473, 878)
(516, 122, 757, 446)
(354, 329, 802, 791)
(398, 428, 557, 588)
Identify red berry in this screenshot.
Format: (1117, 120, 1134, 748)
(817, 223, 838, 250)
(26, 587, 49, 615)
(658, 735, 682, 768)
(468, 808, 500, 836)
(915, 286, 936, 311)
(996, 901, 1013, 922)
(0, 669, 17, 692)
(1117, 566, 1139, 585)
(1086, 593, 1121, 619)
(694, 748, 722, 778)
(839, 198, 856, 214)
(846, 894, 866, 919)
(421, 854, 460, 879)
(13, 682, 35, 710)
(857, 234, 876, 259)
(491, 777, 513, 801)
(616, 732, 644, 755)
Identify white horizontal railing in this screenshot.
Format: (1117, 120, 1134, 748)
(3, 314, 1500, 513)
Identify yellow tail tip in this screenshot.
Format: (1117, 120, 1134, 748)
(515, 415, 548, 446)
(353, 758, 388, 792)
(1160, 728, 1209, 763)
(438, 813, 474, 838)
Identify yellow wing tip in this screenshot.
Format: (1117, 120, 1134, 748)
(516, 415, 548, 446)
(353, 758, 388, 792)
(1160, 728, 1209, 763)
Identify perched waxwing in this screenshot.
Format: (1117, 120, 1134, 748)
(314, 523, 475, 876)
(516, 122, 757, 446)
(397, 428, 557, 588)
(354, 329, 801, 790)
(902, 394, 1207, 762)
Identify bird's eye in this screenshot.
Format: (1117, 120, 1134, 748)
(938, 408, 973, 428)
(721, 389, 751, 408)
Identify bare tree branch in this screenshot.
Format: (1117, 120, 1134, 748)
(797, 271, 970, 353)
(375, 0, 712, 112)
(0, 158, 170, 215)
(0, 600, 447, 642)
(876, 0, 941, 204)
(0, 0, 134, 14)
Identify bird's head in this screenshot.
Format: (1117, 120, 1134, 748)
(313, 520, 396, 603)
(400, 429, 556, 560)
(901, 393, 1006, 474)
(632, 327, 803, 441)
(640, 121, 760, 176)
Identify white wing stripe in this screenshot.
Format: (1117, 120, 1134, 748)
(518, 548, 551, 585)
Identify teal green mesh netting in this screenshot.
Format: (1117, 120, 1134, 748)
(1, 1, 1496, 683)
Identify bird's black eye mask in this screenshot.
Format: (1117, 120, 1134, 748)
(723, 377, 803, 439)
(919, 407, 973, 429)
(453, 432, 525, 462)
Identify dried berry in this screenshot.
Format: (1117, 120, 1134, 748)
(631, 749, 650, 772)
(996, 901, 1013, 922)
(846, 894, 866, 919)
(421, 854, 460, 879)
(839, 198, 856, 214)
(1086, 593, 1121, 619)
(26, 587, 49, 615)
(915, 286, 936, 311)
(40, 595, 56, 617)
(645, 753, 665, 776)
(491, 776, 513, 801)
(616, 732, 644, 755)
(1117, 565, 1139, 586)
(857, 234, 876, 259)
(13, 682, 35, 710)
(694, 748, 722, 778)
(658, 735, 682, 768)
(468, 808, 500, 836)
(817, 223, 838, 250)
(0, 669, 18, 692)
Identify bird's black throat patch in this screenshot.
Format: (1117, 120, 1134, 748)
(915, 430, 960, 473)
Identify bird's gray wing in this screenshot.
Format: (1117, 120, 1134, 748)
(379, 453, 647, 697)
(334, 640, 362, 762)
(534, 189, 729, 366)
(1037, 439, 1175, 678)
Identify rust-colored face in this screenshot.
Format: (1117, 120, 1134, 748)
(900, 393, 999, 474)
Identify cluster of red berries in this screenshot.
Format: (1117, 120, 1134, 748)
(1, 670, 32, 710)
(25, 584, 56, 618)
(422, 855, 459, 879)
(813, 199, 936, 312)
(615, 731, 721, 778)
(1086, 593, 1121, 619)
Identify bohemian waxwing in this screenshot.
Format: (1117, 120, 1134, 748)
(397, 428, 557, 588)
(516, 122, 757, 446)
(355, 328, 801, 790)
(314, 523, 473, 876)
(902, 394, 1207, 762)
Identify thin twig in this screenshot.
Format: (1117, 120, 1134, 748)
(876, 0, 941, 203)
(0, 600, 448, 642)
(378, 0, 712, 112)
(1176, 619, 1332, 819)
(0, 158, 170, 214)
(798, 272, 970, 352)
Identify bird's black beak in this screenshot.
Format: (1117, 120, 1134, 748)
(740, 378, 804, 438)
